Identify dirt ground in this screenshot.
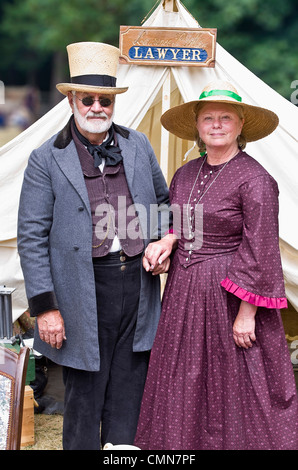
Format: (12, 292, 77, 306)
(23, 414, 63, 450)
(21, 362, 64, 451)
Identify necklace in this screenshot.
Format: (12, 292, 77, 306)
(186, 154, 234, 239)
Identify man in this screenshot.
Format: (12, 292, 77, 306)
(17, 42, 172, 449)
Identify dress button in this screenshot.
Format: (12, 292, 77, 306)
(120, 265, 126, 271)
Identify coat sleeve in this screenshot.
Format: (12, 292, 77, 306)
(221, 174, 287, 309)
(141, 133, 171, 239)
(17, 145, 59, 316)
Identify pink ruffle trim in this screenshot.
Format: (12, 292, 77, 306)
(220, 277, 288, 309)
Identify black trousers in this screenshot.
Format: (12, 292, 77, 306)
(62, 252, 150, 450)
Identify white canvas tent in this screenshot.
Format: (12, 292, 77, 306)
(0, 0, 298, 323)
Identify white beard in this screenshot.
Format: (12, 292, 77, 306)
(73, 100, 114, 134)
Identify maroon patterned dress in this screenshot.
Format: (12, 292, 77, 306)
(134, 151, 298, 450)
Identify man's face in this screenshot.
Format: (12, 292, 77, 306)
(68, 91, 115, 139)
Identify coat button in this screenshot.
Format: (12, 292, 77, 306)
(78, 206, 84, 211)
(120, 256, 126, 262)
(74, 245, 79, 251)
(120, 265, 126, 271)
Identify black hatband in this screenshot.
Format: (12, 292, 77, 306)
(71, 74, 117, 87)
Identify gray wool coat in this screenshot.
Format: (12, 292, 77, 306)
(17, 118, 170, 371)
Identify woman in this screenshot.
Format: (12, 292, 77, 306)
(134, 80, 298, 450)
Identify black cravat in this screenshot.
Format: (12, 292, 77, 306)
(73, 119, 122, 167)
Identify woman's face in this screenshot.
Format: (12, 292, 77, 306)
(196, 102, 244, 151)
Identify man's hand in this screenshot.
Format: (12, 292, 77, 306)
(37, 309, 66, 349)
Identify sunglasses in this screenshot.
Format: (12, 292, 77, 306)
(76, 96, 114, 107)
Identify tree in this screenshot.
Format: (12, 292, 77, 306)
(0, 0, 297, 104)
(184, 0, 298, 101)
(0, 0, 154, 104)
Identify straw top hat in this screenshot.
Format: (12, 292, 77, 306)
(160, 80, 279, 142)
(56, 42, 128, 96)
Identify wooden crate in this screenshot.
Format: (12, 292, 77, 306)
(21, 385, 35, 448)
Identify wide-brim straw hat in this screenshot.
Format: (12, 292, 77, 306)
(160, 80, 279, 142)
(56, 42, 128, 96)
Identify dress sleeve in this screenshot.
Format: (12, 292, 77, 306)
(221, 174, 287, 309)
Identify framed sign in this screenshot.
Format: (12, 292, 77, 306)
(119, 26, 217, 67)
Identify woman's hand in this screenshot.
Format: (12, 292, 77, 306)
(37, 309, 66, 349)
(233, 300, 257, 349)
(149, 257, 171, 276)
(143, 234, 177, 274)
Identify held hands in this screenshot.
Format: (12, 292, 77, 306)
(143, 234, 177, 275)
(232, 300, 257, 349)
(37, 309, 66, 349)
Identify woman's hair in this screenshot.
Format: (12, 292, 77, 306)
(195, 102, 247, 152)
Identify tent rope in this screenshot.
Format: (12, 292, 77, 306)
(141, 0, 162, 24)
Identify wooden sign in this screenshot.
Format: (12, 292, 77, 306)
(119, 26, 217, 67)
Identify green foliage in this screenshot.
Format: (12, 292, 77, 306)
(0, 0, 155, 50)
(0, 0, 297, 100)
(183, 0, 298, 99)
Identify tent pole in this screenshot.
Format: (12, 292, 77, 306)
(160, 69, 171, 182)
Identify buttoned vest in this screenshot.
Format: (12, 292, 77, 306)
(72, 124, 144, 257)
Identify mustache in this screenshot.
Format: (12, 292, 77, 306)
(86, 111, 108, 118)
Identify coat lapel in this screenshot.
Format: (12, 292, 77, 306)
(118, 133, 136, 192)
(52, 141, 91, 214)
